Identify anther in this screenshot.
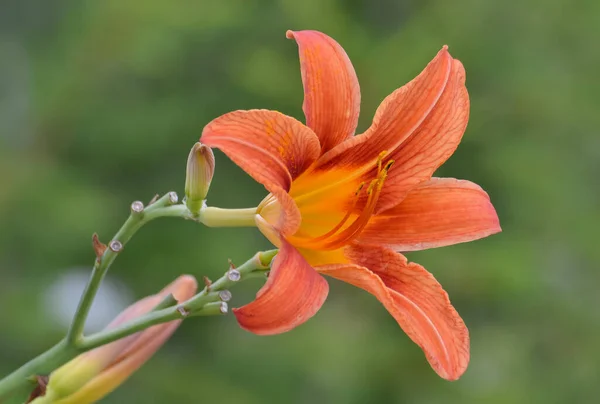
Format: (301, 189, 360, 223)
(354, 182, 365, 196)
(287, 151, 392, 252)
(109, 240, 123, 253)
(219, 302, 229, 314)
(376, 150, 388, 172)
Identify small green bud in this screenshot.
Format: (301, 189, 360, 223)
(185, 142, 215, 214)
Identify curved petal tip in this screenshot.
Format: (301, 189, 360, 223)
(320, 245, 470, 380)
(285, 29, 361, 153)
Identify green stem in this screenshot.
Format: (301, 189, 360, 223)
(0, 194, 191, 401)
(0, 340, 79, 401)
(0, 240, 275, 402)
(199, 206, 257, 227)
(0, 187, 273, 402)
(81, 252, 273, 350)
(66, 195, 189, 345)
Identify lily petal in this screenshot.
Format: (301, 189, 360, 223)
(315, 46, 453, 172)
(374, 59, 469, 212)
(202, 110, 319, 234)
(83, 295, 163, 368)
(359, 178, 500, 251)
(114, 275, 198, 362)
(318, 245, 469, 380)
(257, 185, 303, 236)
(287, 30, 361, 153)
(233, 239, 329, 335)
(201, 109, 321, 190)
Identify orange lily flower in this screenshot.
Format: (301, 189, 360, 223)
(201, 30, 500, 380)
(40, 275, 197, 404)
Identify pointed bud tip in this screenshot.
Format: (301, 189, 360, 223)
(160, 275, 198, 302)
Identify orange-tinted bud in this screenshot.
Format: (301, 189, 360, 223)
(37, 275, 197, 404)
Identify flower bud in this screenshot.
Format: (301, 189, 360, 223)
(37, 275, 197, 404)
(185, 142, 215, 214)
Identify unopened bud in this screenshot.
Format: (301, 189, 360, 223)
(39, 275, 198, 404)
(185, 142, 215, 214)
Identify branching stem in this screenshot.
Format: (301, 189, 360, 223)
(0, 194, 272, 402)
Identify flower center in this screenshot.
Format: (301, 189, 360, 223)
(288, 152, 394, 251)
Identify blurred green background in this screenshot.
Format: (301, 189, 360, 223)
(1, 0, 599, 403)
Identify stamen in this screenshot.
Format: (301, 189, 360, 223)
(293, 151, 391, 206)
(319, 177, 384, 250)
(354, 182, 365, 196)
(376, 150, 388, 173)
(366, 178, 379, 195)
(293, 182, 365, 245)
(289, 154, 394, 250)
